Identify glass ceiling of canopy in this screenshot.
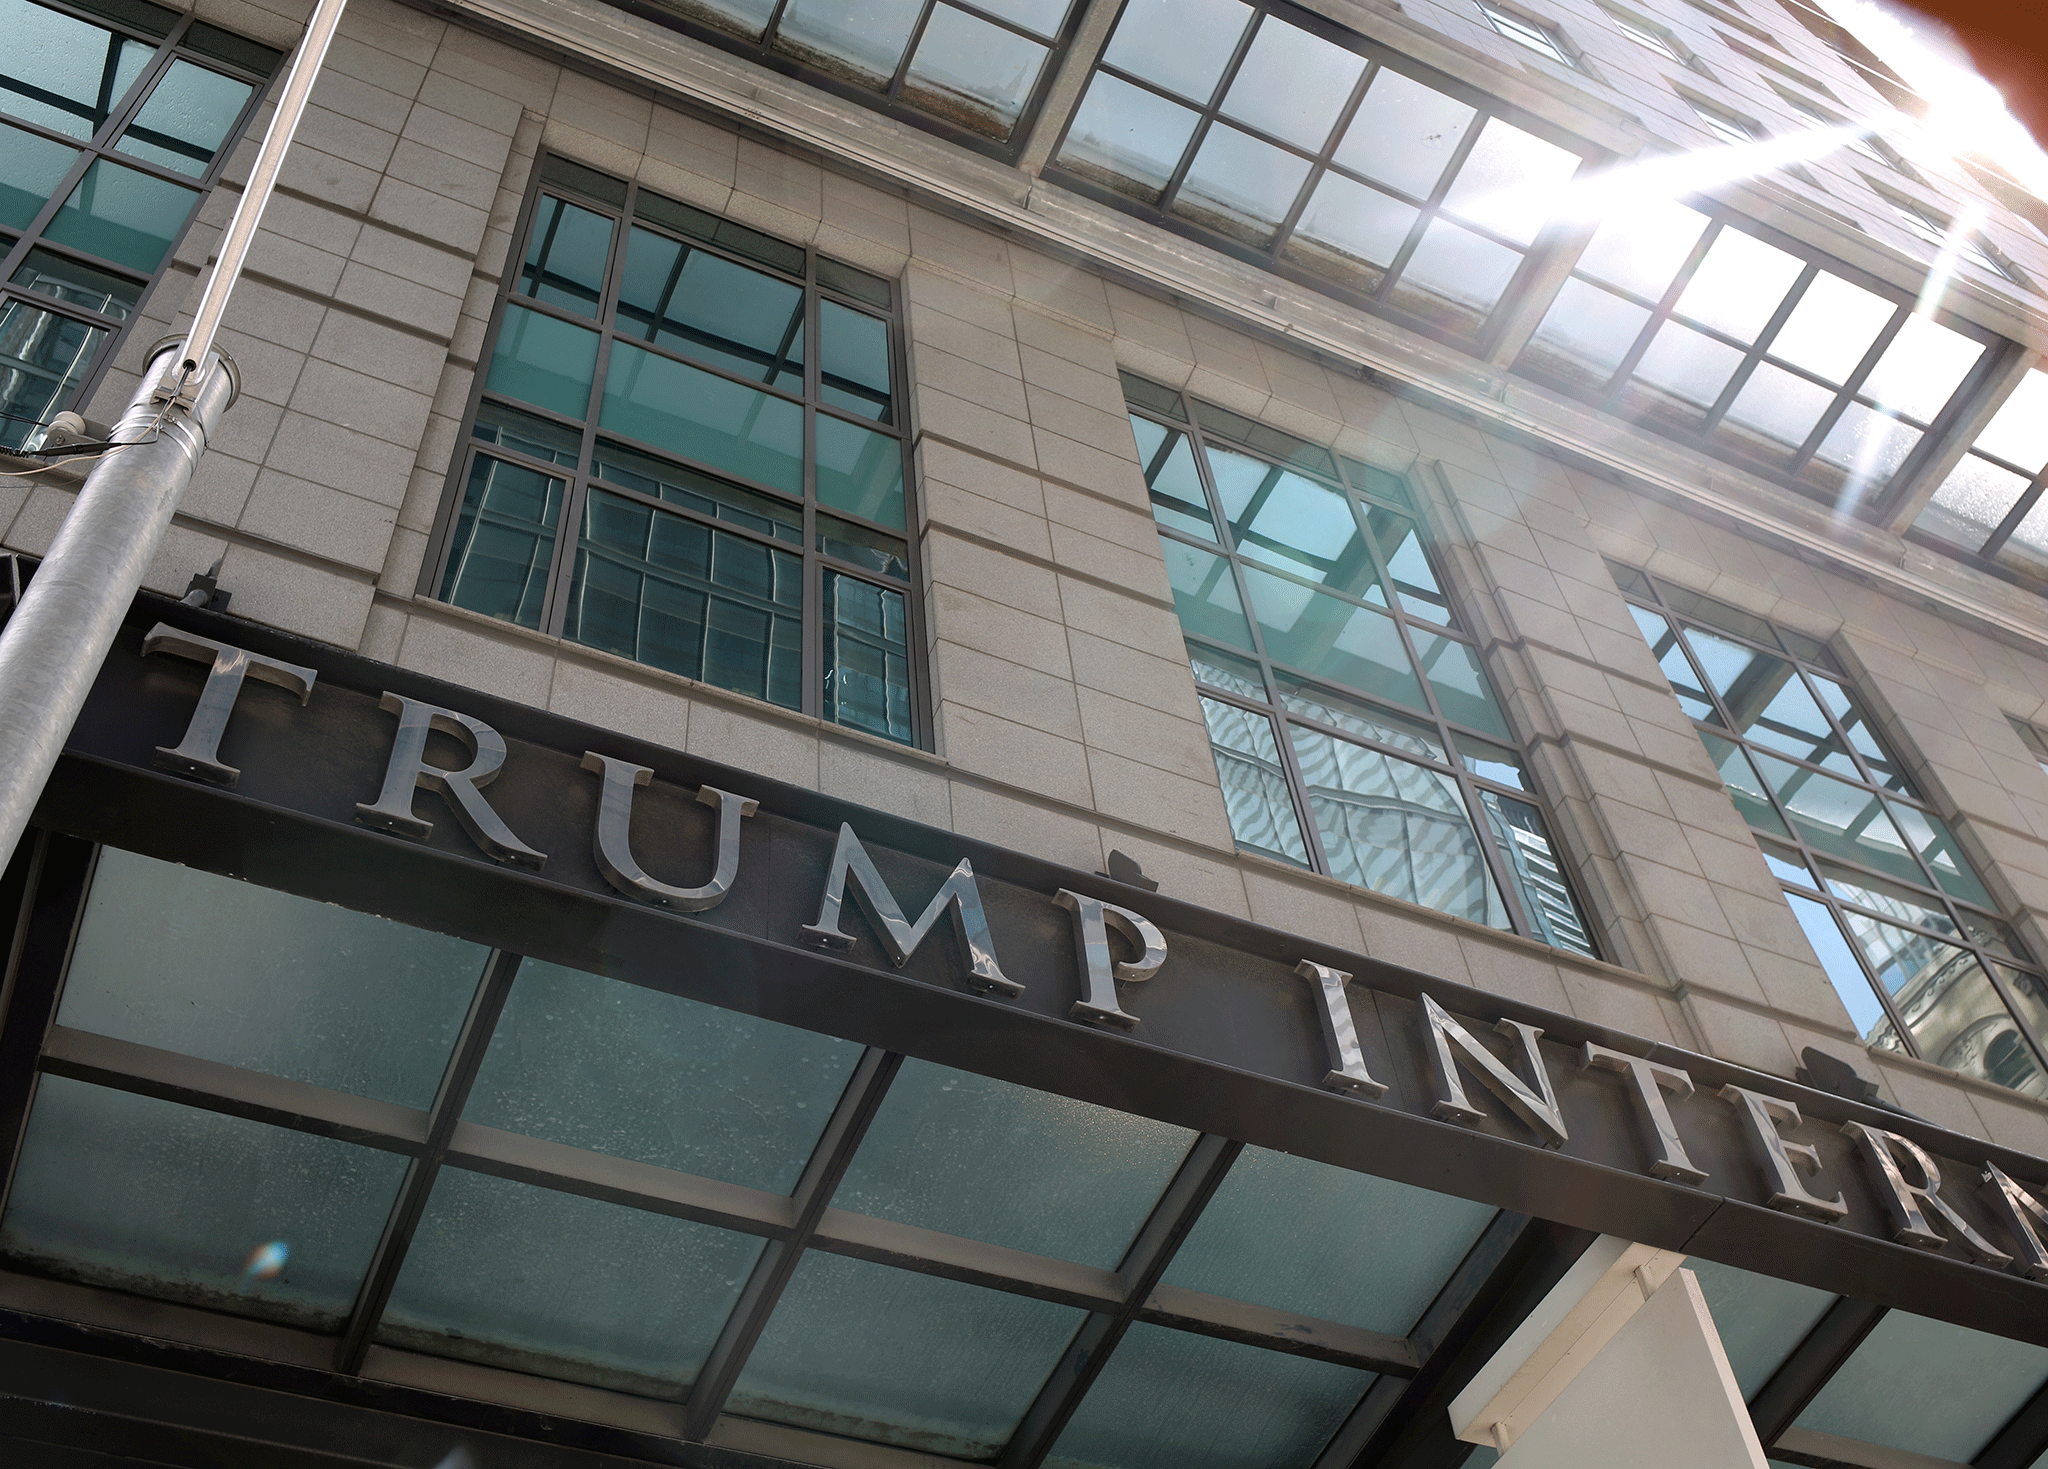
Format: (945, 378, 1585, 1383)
(1915, 365, 2048, 576)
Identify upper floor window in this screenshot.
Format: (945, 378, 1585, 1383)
(1474, 1, 1578, 68)
(1881, 195, 2024, 285)
(425, 158, 923, 746)
(1917, 366, 2048, 574)
(1601, 5, 1684, 61)
(1613, 564, 2048, 1099)
(1048, 0, 1588, 342)
(1125, 374, 1599, 958)
(2012, 717, 2048, 781)
(1684, 95, 1762, 147)
(0, 0, 279, 449)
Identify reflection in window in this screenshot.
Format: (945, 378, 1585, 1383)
(432, 157, 922, 744)
(1053, 0, 1585, 338)
(1916, 366, 2048, 576)
(1135, 375, 1599, 955)
(1614, 564, 2048, 1097)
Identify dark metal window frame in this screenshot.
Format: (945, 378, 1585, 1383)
(1039, 0, 1605, 358)
(0, 0, 276, 434)
(593, 0, 1091, 163)
(0, 827, 1556, 1469)
(419, 154, 932, 749)
(1614, 564, 2048, 1088)
(1128, 378, 1600, 958)
(1512, 197, 2011, 509)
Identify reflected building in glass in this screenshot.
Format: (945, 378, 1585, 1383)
(8, 0, 2048, 1467)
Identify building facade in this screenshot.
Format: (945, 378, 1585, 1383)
(6, 0, 2048, 1464)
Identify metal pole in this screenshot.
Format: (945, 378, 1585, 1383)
(0, 0, 351, 868)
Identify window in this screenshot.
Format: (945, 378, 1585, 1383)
(1613, 564, 2048, 1099)
(1047, 0, 1589, 340)
(1773, 90, 1891, 167)
(1474, 0, 1578, 68)
(1915, 366, 2048, 573)
(427, 158, 922, 746)
(1719, 32, 1839, 99)
(1125, 373, 1599, 957)
(1684, 95, 1761, 147)
(1516, 198, 1993, 506)
(1881, 195, 2024, 285)
(1599, 4, 1683, 62)
(0, 0, 278, 450)
(2012, 717, 2048, 781)
(605, 0, 1079, 152)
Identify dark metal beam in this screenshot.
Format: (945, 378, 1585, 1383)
(1748, 1297, 1889, 1449)
(678, 1046, 902, 1442)
(1974, 1374, 2048, 1469)
(335, 949, 521, 1374)
(995, 1133, 1243, 1469)
(1319, 1215, 1598, 1469)
(0, 833, 89, 1216)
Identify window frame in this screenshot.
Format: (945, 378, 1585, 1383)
(1128, 376, 1601, 957)
(0, 0, 277, 445)
(1472, 0, 1580, 69)
(419, 155, 931, 749)
(1614, 564, 2048, 1094)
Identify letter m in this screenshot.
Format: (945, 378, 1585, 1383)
(801, 823, 1021, 996)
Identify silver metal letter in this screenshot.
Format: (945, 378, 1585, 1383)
(1581, 1043, 1706, 1185)
(1421, 994, 1567, 1146)
(581, 753, 756, 911)
(141, 623, 315, 787)
(1054, 889, 1166, 1029)
(1980, 1162, 2048, 1280)
(1843, 1120, 2012, 1264)
(800, 822, 1020, 996)
(356, 692, 545, 870)
(1298, 961, 1389, 1098)
(1718, 1086, 1846, 1221)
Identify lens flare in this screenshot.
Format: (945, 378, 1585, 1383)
(239, 1239, 288, 1284)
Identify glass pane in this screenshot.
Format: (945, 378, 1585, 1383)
(381, 1167, 762, 1394)
(519, 194, 615, 318)
(1438, 118, 1578, 247)
(59, 849, 486, 1107)
(11, 246, 142, 319)
(1290, 724, 1509, 928)
(566, 488, 803, 707)
(0, 298, 104, 450)
(1625, 321, 1746, 428)
(1683, 1259, 1835, 1401)
(0, 1076, 404, 1328)
(484, 303, 600, 421)
(971, 0, 1069, 36)
(1199, 694, 1311, 865)
(659, 0, 778, 41)
(1242, 566, 1423, 709)
(1860, 311, 1984, 424)
(0, 121, 80, 229)
(1481, 790, 1596, 956)
(115, 60, 252, 176)
(1523, 278, 1650, 389)
(1133, 416, 1218, 540)
(437, 452, 564, 628)
(1387, 217, 1522, 333)
(1884, 801, 1992, 906)
(1808, 675, 1914, 793)
(1751, 754, 1923, 887)
(1573, 198, 1711, 303)
(1698, 730, 1791, 838)
(1224, 464, 1377, 601)
(773, 0, 925, 87)
(833, 1059, 1194, 1267)
(594, 438, 802, 541)
(1799, 1313, 2048, 1460)
(1164, 540, 1255, 650)
(1920, 453, 2031, 549)
(729, 1251, 1085, 1459)
(1282, 171, 1419, 296)
(1817, 861, 1953, 935)
(817, 512, 909, 579)
(617, 227, 804, 392)
(824, 570, 913, 742)
(43, 158, 199, 273)
(1332, 67, 1475, 201)
(1994, 964, 2048, 1053)
(1805, 403, 1921, 500)
(1281, 678, 1446, 761)
(465, 960, 861, 1191)
(1672, 227, 1804, 342)
(819, 299, 893, 421)
(1685, 628, 1849, 771)
(1627, 605, 1714, 721)
(1715, 364, 1836, 458)
(1219, 17, 1364, 152)
(1413, 631, 1510, 739)
(1102, 0, 1254, 102)
(1188, 641, 1264, 698)
(901, 5, 1049, 141)
(1972, 367, 2048, 475)
(1370, 508, 1451, 624)
(1766, 272, 1894, 385)
(1760, 838, 1815, 886)
(1458, 733, 1525, 788)
(816, 413, 906, 529)
(1056, 71, 1201, 204)
(2002, 496, 2048, 572)
(1, 5, 152, 137)
(1171, 123, 1313, 247)
(1784, 890, 1887, 1037)
(600, 341, 805, 495)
